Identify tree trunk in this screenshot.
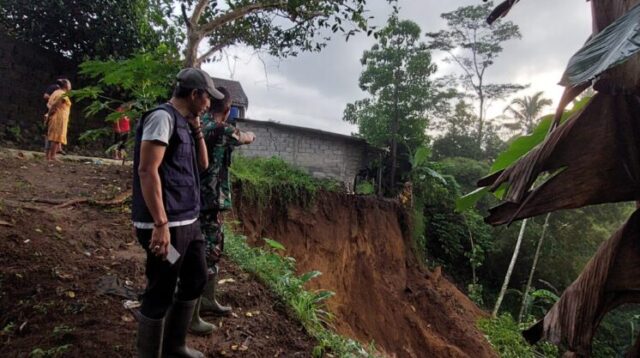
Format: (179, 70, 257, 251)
(184, 32, 203, 68)
(389, 72, 400, 192)
(493, 218, 528, 317)
(518, 213, 550, 323)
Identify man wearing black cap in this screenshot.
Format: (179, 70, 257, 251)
(132, 67, 224, 358)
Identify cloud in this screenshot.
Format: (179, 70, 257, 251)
(203, 0, 592, 135)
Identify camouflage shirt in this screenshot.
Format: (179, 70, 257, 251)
(199, 113, 241, 212)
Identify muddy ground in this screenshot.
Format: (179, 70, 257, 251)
(0, 156, 316, 357)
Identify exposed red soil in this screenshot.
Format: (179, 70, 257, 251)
(0, 156, 315, 357)
(235, 190, 497, 358)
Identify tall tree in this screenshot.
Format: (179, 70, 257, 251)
(0, 0, 170, 62)
(426, 1, 525, 148)
(503, 91, 553, 135)
(343, 12, 438, 192)
(432, 100, 506, 161)
(178, 0, 393, 67)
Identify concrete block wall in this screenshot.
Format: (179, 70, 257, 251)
(236, 119, 373, 188)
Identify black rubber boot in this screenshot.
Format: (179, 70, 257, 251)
(200, 266, 232, 316)
(162, 299, 204, 358)
(137, 313, 164, 358)
(188, 297, 215, 336)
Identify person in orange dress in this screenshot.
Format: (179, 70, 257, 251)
(46, 79, 71, 162)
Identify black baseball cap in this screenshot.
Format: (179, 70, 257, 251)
(176, 68, 224, 99)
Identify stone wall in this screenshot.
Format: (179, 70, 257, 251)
(0, 32, 81, 148)
(235, 118, 375, 187)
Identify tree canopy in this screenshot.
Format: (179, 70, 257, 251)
(427, 1, 524, 147)
(343, 12, 438, 191)
(178, 0, 394, 67)
(0, 0, 169, 62)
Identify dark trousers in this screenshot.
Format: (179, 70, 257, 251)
(136, 220, 207, 319)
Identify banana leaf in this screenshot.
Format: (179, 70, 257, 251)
(455, 97, 591, 212)
(560, 2, 640, 87)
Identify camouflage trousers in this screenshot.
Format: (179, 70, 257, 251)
(201, 210, 224, 266)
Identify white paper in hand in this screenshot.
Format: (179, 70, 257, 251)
(167, 244, 180, 265)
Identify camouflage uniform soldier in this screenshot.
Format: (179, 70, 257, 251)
(190, 87, 255, 335)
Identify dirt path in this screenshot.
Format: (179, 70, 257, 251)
(0, 157, 315, 357)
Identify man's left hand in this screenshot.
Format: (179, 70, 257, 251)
(187, 115, 201, 130)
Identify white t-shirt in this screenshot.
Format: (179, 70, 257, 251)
(133, 109, 197, 229)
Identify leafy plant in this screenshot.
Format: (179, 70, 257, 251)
(52, 324, 75, 340)
(225, 231, 373, 357)
(456, 96, 592, 211)
(478, 314, 558, 358)
(7, 125, 22, 142)
(73, 45, 181, 151)
(29, 344, 72, 358)
(230, 156, 340, 210)
(355, 180, 376, 195)
(560, 3, 640, 86)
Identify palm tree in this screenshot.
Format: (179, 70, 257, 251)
(503, 91, 553, 134)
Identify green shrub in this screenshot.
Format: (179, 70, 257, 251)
(230, 156, 341, 209)
(355, 180, 375, 195)
(478, 314, 558, 357)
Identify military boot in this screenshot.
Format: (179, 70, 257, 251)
(188, 297, 215, 336)
(200, 266, 232, 316)
(162, 299, 204, 358)
(137, 313, 164, 358)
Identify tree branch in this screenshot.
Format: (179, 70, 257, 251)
(194, 43, 227, 67)
(181, 3, 191, 30)
(191, 0, 210, 27)
(199, 1, 286, 36)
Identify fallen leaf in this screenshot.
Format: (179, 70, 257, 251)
(218, 278, 236, 285)
(55, 271, 73, 280)
(239, 345, 248, 351)
(66, 291, 76, 298)
(123, 300, 141, 309)
(23, 239, 30, 244)
(245, 312, 253, 317)
(121, 315, 133, 322)
(55, 226, 62, 232)
(0, 219, 13, 227)
(35, 228, 42, 233)
(231, 312, 239, 318)
(231, 344, 239, 351)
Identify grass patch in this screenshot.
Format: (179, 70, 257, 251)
(225, 228, 375, 357)
(230, 156, 341, 209)
(478, 314, 558, 357)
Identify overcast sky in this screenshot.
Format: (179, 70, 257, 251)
(203, 0, 592, 136)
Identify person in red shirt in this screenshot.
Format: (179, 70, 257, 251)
(113, 104, 131, 160)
